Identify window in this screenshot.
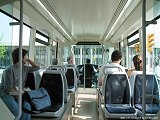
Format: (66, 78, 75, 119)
(35, 32, 49, 69)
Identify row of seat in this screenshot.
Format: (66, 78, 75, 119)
(98, 65, 160, 119)
(25, 64, 78, 118)
(130, 71, 160, 117)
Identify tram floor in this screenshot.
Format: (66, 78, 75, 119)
(72, 88, 98, 120)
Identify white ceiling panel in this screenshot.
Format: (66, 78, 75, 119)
(13, 0, 157, 44)
(43, 0, 121, 41)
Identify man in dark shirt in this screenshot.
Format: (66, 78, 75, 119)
(81, 59, 97, 87)
(82, 59, 96, 78)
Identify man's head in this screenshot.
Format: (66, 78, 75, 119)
(86, 58, 90, 64)
(67, 56, 73, 64)
(111, 50, 122, 62)
(12, 48, 28, 64)
(52, 58, 58, 65)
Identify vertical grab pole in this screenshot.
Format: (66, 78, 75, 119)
(142, 0, 146, 118)
(83, 45, 86, 89)
(15, 0, 23, 119)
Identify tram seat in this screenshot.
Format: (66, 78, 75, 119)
(65, 65, 78, 93)
(47, 65, 70, 103)
(101, 65, 137, 119)
(33, 70, 64, 117)
(0, 98, 15, 120)
(25, 70, 41, 90)
(47, 65, 65, 71)
(129, 71, 160, 117)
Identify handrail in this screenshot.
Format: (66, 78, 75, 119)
(15, 0, 23, 119)
(47, 65, 67, 74)
(103, 65, 123, 74)
(142, 0, 146, 118)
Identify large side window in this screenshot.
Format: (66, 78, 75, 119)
(0, 11, 31, 83)
(0, 11, 13, 83)
(34, 32, 49, 69)
(128, 33, 139, 69)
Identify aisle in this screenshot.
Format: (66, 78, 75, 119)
(72, 88, 98, 120)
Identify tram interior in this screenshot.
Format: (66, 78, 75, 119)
(0, 0, 160, 120)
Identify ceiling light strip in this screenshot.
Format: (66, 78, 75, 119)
(36, 0, 71, 39)
(102, 0, 129, 41)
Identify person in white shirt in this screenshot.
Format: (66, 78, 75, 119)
(154, 62, 160, 88)
(155, 62, 160, 79)
(98, 50, 125, 86)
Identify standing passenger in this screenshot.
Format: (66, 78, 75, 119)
(81, 58, 97, 78)
(0, 48, 40, 120)
(80, 58, 97, 87)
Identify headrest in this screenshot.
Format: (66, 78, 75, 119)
(130, 71, 154, 79)
(103, 65, 125, 75)
(43, 70, 63, 75)
(47, 65, 67, 74)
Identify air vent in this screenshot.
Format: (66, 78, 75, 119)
(76, 42, 101, 45)
(102, 0, 128, 41)
(39, 0, 73, 40)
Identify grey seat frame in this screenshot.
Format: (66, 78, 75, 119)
(129, 71, 160, 117)
(100, 65, 137, 119)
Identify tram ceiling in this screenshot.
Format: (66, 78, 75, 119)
(39, 0, 121, 43)
(0, 0, 18, 7)
(17, 0, 155, 43)
(38, 0, 145, 43)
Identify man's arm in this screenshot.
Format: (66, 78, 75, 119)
(26, 58, 39, 67)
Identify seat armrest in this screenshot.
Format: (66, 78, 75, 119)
(141, 94, 158, 99)
(9, 92, 19, 96)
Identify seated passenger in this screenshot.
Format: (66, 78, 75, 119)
(52, 58, 58, 65)
(154, 62, 160, 88)
(98, 50, 125, 86)
(0, 48, 40, 120)
(127, 55, 142, 79)
(66, 56, 79, 79)
(154, 62, 160, 79)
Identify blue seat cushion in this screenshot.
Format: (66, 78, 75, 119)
(106, 104, 136, 113)
(37, 104, 62, 112)
(135, 104, 160, 114)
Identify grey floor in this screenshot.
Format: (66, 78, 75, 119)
(72, 88, 98, 120)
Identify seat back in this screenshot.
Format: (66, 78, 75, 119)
(65, 67, 77, 92)
(25, 71, 41, 90)
(47, 65, 66, 72)
(40, 70, 64, 107)
(0, 98, 15, 120)
(104, 72, 130, 104)
(66, 68, 74, 87)
(134, 73, 159, 104)
(47, 65, 69, 103)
